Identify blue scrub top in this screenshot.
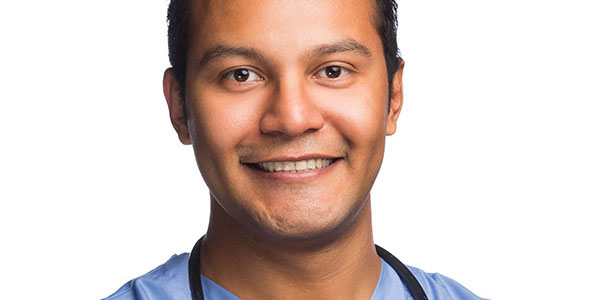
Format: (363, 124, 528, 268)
(103, 253, 487, 300)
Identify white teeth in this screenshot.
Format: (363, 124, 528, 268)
(283, 162, 294, 171)
(307, 159, 316, 169)
(258, 158, 334, 172)
(274, 162, 283, 171)
(295, 160, 307, 170)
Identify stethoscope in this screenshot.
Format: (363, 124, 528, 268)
(188, 236, 428, 300)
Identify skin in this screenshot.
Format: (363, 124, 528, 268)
(163, 0, 404, 299)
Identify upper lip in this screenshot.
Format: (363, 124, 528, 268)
(241, 154, 342, 164)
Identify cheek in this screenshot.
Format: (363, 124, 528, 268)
(189, 91, 264, 158)
(310, 80, 388, 186)
(314, 85, 388, 147)
(187, 90, 266, 197)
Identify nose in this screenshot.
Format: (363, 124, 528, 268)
(259, 75, 325, 137)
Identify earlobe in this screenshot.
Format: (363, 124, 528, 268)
(385, 59, 405, 136)
(163, 68, 192, 145)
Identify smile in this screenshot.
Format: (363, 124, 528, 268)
(250, 158, 338, 173)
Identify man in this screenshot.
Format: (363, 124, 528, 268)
(105, 0, 486, 299)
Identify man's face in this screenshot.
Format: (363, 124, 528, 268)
(167, 0, 402, 241)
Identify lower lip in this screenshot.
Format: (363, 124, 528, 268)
(245, 160, 341, 182)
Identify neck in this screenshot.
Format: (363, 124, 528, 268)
(199, 196, 381, 300)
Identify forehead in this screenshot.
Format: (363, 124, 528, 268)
(187, 0, 381, 60)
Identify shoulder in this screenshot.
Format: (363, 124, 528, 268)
(407, 265, 489, 300)
(102, 253, 192, 300)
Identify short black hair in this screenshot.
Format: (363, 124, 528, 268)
(167, 0, 400, 108)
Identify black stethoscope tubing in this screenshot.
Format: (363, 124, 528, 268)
(188, 236, 428, 300)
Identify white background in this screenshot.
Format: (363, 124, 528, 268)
(1, 1, 598, 299)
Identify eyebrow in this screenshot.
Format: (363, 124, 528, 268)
(308, 39, 372, 59)
(196, 45, 267, 69)
(195, 39, 372, 70)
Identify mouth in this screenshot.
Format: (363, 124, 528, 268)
(245, 158, 342, 173)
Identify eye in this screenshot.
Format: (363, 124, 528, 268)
(315, 65, 349, 79)
(224, 68, 262, 82)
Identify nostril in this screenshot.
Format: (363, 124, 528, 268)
(304, 128, 319, 134)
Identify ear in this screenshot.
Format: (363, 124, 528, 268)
(385, 59, 405, 136)
(163, 68, 192, 145)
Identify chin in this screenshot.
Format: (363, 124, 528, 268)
(252, 202, 364, 247)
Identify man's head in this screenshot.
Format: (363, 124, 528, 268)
(163, 0, 404, 244)
(167, 0, 401, 109)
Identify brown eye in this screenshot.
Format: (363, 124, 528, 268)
(233, 69, 250, 81)
(224, 68, 262, 83)
(315, 65, 350, 79)
(325, 66, 342, 78)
